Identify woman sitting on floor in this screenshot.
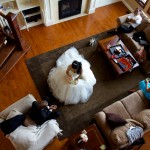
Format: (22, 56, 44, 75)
(47, 47, 96, 105)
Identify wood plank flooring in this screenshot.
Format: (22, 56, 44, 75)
(0, 2, 128, 150)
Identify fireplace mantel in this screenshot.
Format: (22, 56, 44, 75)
(39, 0, 97, 26)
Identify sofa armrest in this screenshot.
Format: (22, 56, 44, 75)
(0, 94, 36, 121)
(0, 118, 4, 123)
(137, 90, 150, 107)
(117, 14, 131, 26)
(94, 111, 112, 145)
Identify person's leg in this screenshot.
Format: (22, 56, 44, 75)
(117, 25, 134, 33)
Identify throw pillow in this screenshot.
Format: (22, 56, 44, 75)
(106, 113, 127, 129)
(6, 109, 23, 120)
(133, 109, 150, 129)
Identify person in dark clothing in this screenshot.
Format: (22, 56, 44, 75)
(108, 8, 142, 34)
(29, 100, 60, 125)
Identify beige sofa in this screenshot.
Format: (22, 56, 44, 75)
(117, 11, 150, 74)
(94, 90, 150, 150)
(0, 94, 62, 150)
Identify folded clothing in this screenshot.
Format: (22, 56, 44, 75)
(126, 126, 143, 144)
(117, 57, 132, 71)
(0, 114, 25, 135)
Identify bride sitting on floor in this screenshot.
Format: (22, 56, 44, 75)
(47, 47, 96, 105)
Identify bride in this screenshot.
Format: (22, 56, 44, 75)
(47, 47, 96, 105)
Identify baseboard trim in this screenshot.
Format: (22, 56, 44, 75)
(44, 20, 53, 26)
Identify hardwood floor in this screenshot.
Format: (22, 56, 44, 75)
(0, 2, 128, 150)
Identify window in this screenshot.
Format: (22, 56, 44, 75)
(135, 0, 149, 8)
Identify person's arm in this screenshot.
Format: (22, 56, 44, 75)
(47, 105, 57, 112)
(66, 65, 72, 77)
(135, 16, 142, 25)
(126, 17, 132, 22)
(126, 15, 142, 24)
(146, 79, 150, 92)
(126, 17, 136, 23)
(126, 14, 133, 22)
(66, 65, 73, 83)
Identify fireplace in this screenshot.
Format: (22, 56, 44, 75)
(59, 0, 82, 19)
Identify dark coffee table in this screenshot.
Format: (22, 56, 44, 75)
(98, 35, 139, 76)
(67, 124, 106, 150)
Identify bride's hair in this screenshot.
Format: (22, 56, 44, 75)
(72, 60, 82, 74)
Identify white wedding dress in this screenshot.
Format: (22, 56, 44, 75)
(47, 47, 96, 105)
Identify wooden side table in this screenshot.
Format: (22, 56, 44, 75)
(67, 124, 106, 150)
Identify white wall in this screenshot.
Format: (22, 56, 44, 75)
(95, 0, 120, 8)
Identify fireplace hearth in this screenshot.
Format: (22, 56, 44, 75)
(59, 0, 82, 19)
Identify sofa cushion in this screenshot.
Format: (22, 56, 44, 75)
(143, 25, 150, 43)
(110, 119, 144, 148)
(121, 92, 147, 118)
(110, 121, 137, 147)
(120, 32, 142, 53)
(103, 101, 131, 119)
(6, 109, 23, 120)
(136, 18, 150, 32)
(106, 113, 127, 129)
(133, 109, 150, 129)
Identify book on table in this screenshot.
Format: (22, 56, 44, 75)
(109, 44, 126, 59)
(117, 56, 134, 72)
(109, 44, 135, 72)
(117, 57, 133, 71)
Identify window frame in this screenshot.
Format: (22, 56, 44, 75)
(135, 0, 149, 8)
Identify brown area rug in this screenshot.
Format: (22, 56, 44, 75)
(26, 30, 147, 139)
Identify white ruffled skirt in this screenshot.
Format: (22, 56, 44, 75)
(47, 47, 96, 105)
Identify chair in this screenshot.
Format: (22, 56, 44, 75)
(0, 94, 62, 150)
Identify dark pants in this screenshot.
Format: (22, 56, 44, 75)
(117, 25, 134, 33)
